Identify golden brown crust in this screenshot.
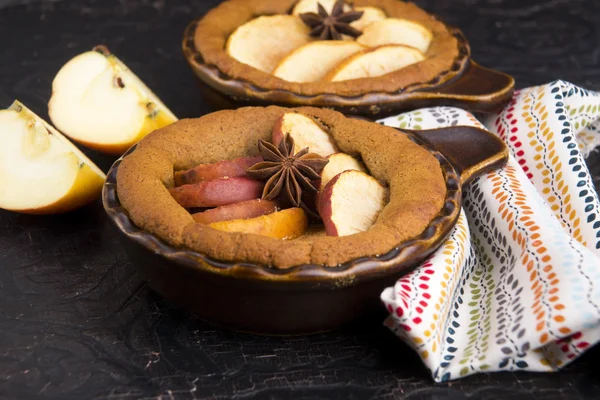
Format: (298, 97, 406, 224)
(194, 0, 460, 96)
(117, 107, 446, 268)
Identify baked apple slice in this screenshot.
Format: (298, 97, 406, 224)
(273, 41, 364, 83)
(318, 170, 387, 237)
(175, 156, 262, 186)
(357, 18, 433, 53)
(0, 101, 105, 214)
(48, 46, 177, 155)
(319, 153, 366, 190)
(292, 0, 350, 15)
(209, 207, 308, 240)
(351, 7, 387, 31)
(324, 45, 425, 82)
(226, 15, 312, 73)
(192, 199, 278, 224)
(168, 177, 263, 208)
(273, 113, 337, 156)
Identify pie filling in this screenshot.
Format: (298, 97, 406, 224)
(169, 111, 389, 239)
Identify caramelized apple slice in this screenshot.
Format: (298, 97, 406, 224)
(273, 41, 364, 83)
(169, 177, 263, 208)
(192, 199, 278, 224)
(226, 15, 312, 73)
(318, 170, 387, 237)
(273, 113, 337, 156)
(174, 156, 262, 186)
(209, 207, 308, 240)
(324, 45, 425, 82)
(356, 18, 433, 53)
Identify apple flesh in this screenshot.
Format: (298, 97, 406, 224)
(175, 156, 262, 186)
(292, 0, 350, 15)
(319, 153, 366, 190)
(318, 170, 387, 237)
(0, 101, 105, 214)
(48, 45, 177, 155)
(273, 41, 364, 83)
(226, 15, 311, 73)
(168, 177, 263, 208)
(351, 7, 387, 31)
(356, 18, 433, 53)
(192, 199, 279, 224)
(209, 207, 308, 240)
(324, 45, 425, 82)
(272, 113, 338, 157)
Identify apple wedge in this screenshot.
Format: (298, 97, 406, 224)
(324, 45, 425, 82)
(168, 177, 263, 208)
(273, 113, 337, 156)
(192, 199, 278, 224)
(209, 207, 308, 240)
(351, 7, 387, 31)
(319, 153, 366, 190)
(175, 156, 262, 186)
(273, 41, 365, 83)
(226, 15, 312, 73)
(292, 0, 350, 15)
(0, 101, 105, 214)
(357, 18, 433, 53)
(48, 46, 177, 155)
(318, 170, 387, 237)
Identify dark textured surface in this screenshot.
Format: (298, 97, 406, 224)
(1, 0, 600, 399)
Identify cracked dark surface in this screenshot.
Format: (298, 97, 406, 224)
(1, 0, 600, 398)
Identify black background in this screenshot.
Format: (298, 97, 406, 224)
(1, 0, 600, 398)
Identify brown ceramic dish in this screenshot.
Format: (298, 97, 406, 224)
(103, 109, 508, 335)
(182, 0, 515, 117)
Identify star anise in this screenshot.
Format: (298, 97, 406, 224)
(246, 133, 328, 218)
(299, 0, 364, 41)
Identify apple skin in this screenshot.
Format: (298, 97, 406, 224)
(209, 207, 308, 240)
(318, 173, 342, 236)
(168, 177, 263, 208)
(192, 199, 278, 224)
(175, 156, 262, 186)
(272, 113, 337, 157)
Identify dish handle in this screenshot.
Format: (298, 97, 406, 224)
(406, 126, 509, 185)
(424, 62, 515, 113)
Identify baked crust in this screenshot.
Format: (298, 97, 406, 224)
(193, 0, 461, 97)
(116, 107, 446, 268)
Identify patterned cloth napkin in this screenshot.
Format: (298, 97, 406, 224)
(378, 81, 600, 382)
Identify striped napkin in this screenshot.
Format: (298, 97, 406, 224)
(378, 81, 600, 382)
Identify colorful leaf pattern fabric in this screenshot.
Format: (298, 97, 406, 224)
(378, 81, 600, 382)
